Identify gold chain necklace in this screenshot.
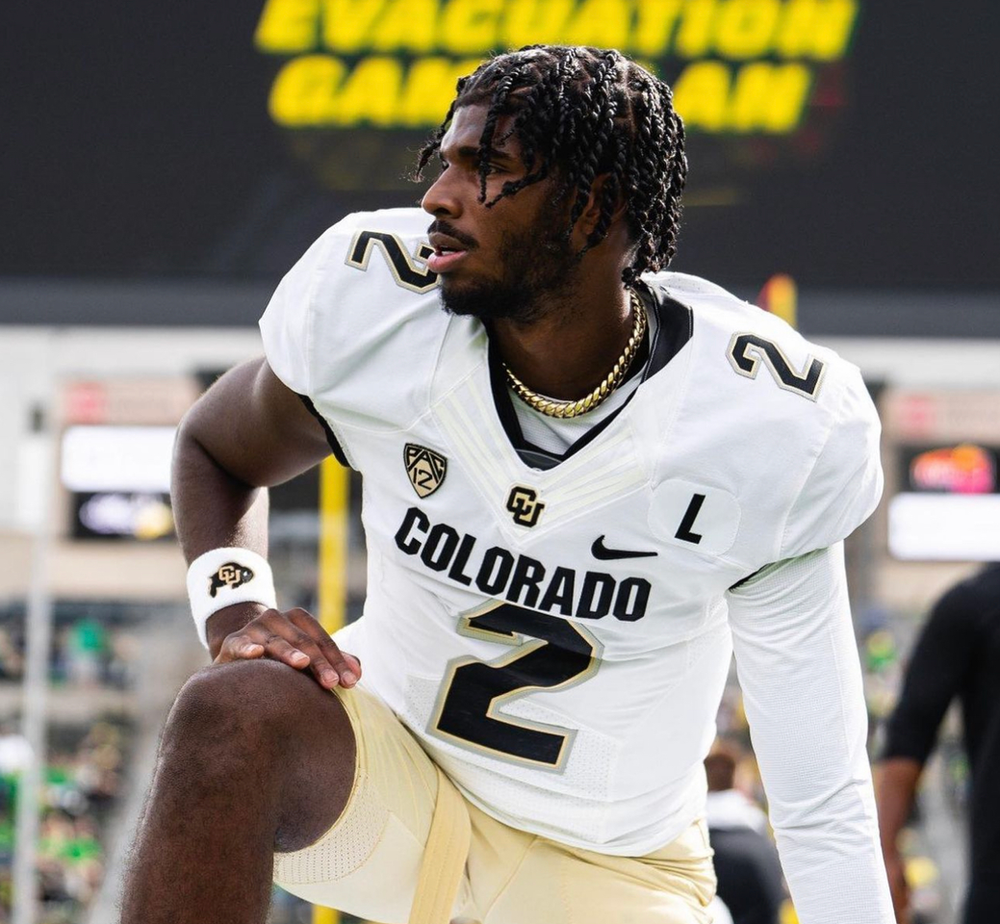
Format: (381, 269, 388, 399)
(504, 290, 648, 419)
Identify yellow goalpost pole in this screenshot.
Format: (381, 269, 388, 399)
(313, 457, 351, 924)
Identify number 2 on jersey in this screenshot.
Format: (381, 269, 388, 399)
(727, 332, 825, 399)
(346, 230, 438, 293)
(431, 603, 602, 770)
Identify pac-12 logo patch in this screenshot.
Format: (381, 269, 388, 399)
(506, 485, 545, 528)
(209, 563, 254, 598)
(404, 443, 447, 498)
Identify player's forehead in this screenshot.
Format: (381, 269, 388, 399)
(439, 103, 521, 162)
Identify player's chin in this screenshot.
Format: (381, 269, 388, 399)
(436, 276, 487, 317)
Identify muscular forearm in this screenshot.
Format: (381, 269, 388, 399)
(171, 359, 330, 568)
(172, 358, 325, 564)
(874, 758, 921, 923)
(172, 425, 271, 655)
(172, 426, 270, 563)
(172, 358, 348, 671)
(874, 758, 921, 854)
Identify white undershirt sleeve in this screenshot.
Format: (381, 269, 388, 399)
(726, 544, 893, 924)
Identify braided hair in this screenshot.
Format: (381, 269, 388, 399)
(416, 45, 688, 286)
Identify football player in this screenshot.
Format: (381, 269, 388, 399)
(123, 46, 893, 924)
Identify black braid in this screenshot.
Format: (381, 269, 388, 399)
(415, 45, 688, 284)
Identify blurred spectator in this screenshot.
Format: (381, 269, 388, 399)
(705, 742, 786, 924)
(875, 563, 1000, 924)
(0, 601, 156, 923)
(0, 614, 138, 689)
(106, 629, 140, 690)
(0, 633, 23, 681)
(65, 618, 106, 687)
(0, 726, 32, 779)
(0, 725, 32, 827)
(0, 720, 130, 923)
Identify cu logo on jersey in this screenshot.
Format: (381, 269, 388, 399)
(506, 486, 545, 528)
(404, 444, 447, 498)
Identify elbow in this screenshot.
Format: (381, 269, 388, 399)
(171, 409, 199, 493)
(171, 405, 256, 498)
(769, 775, 879, 853)
(172, 409, 212, 492)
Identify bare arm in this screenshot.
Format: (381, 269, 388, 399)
(874, 757, 922, 924)
(173, 355, 329, 561)
(173, 356, 359, 687)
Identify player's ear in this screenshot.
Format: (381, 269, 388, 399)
(576, 174, 626, 238)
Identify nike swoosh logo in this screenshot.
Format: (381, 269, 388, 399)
(591, 536, 659, 560)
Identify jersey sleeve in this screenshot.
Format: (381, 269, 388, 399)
(727, 545, 895, 924)
(256, 209, 446, 449)
(779, 362, 883, 559)
(258, 219, 355, 398)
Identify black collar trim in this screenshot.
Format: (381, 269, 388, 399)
(486, 283, 693, 470)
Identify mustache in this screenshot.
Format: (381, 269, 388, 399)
(427, 220, 478, 250)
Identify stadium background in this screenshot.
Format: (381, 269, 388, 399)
(1, 1, 998, 921)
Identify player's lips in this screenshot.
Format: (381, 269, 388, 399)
(427, 248, 468, 273)
(427, 226, 476, 273)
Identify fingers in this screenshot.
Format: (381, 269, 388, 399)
(286, 608, 361, 688)
(215, 607, 362, 691)
(344, 652, 362, 675)
(215, 626, 302, 668)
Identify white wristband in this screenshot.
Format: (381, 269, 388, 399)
(186, 548, 278, 650)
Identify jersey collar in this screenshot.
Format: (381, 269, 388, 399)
(486, 282, 694, 470)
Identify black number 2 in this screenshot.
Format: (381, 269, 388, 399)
(431, 604, 601, 770)
(727, 332, 826, 400)
(346, 230, 438, 293)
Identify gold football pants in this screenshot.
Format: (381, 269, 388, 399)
(273, 684, 716, 924)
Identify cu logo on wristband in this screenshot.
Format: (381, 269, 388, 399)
(209, 563, 255, 598)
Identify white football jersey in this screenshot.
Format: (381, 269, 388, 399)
(259, 208, 883, 857)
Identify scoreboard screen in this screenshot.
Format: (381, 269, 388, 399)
(2, 0, 995, 288)
(255, 0, 855, 134)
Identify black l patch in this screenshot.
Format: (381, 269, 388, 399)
(674, 494, 706, 544)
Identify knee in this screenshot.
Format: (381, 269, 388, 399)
(164, 659, 344, 758)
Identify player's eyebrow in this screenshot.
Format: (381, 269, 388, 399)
(451, 145, 515, 163)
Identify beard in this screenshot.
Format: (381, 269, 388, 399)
(438, 220, 580, 324)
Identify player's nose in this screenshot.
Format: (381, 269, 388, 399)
(421, 169, 462, 219)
